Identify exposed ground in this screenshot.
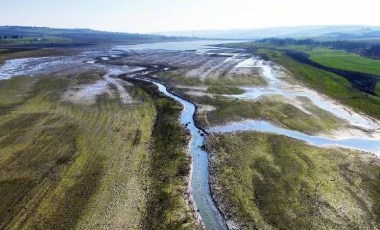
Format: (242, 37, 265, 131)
(1, 41, 380, 230)
(62, 72, 133, 105)
(206, 132, 380, 230)
(0, 55, 199, 229)
(0, 73, 156, 229)
(163, 56, 379, 140)
(0, 48, 79, 65)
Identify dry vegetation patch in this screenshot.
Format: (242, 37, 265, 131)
(0, 72, 198, 229)
(207, 132, 380, 230)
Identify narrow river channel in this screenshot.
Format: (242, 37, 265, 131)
(138, 78, 227, 230)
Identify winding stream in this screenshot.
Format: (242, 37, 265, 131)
(2, 40, 380, 229)
(138, 78, 227, 230)
(208, 120, 380, 155)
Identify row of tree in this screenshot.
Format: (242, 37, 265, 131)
(0, 35, 23, 39)
(256, 38, 380, 59)
(365, 44, 380, 59)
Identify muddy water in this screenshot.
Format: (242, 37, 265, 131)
(139, 78, 227, 230)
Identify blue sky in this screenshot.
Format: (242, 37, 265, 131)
(1, 0, 379, 33)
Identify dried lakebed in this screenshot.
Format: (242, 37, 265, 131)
(1, 40, 380, 229)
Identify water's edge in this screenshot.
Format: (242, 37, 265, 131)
(208, 120, 380, 156)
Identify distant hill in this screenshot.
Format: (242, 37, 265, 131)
(158, 25, 380, 40)
(3, 25, 380, 46)
(0, 26, 191, 46)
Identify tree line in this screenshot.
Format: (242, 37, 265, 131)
(256, 38, 380, 59)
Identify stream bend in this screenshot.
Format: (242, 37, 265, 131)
(138, 78, 227, 230)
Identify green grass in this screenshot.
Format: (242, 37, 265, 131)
(306, 47, 380, 76)
(159, 72, 203, 86)
(207, 132, 380, 229)
(0, 75, 155, 229)
(376, 82, 380, 96)
(0, 76, 36, 107)
(74, 72, 105, 85)
(0, 74, 198, 229)
(207, 86, 245, 95)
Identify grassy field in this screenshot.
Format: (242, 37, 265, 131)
(306, 47, 380, 76)
(376, 82, 380, 96)
(0, 73, 198, 229)
(206, 132, 380, 229)
(0, 74, 154, 229)
(157, 71, 203, 86)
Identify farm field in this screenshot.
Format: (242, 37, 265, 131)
(307, 47, 380, 76)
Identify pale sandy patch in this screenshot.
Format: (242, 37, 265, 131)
(104, 73, 133, 104)
(197, 104, 216, 113)
(62, 80, 112, 104)
(62, 72, 134, 105)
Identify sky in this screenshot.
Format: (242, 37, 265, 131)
(1, 0, 380, 33)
